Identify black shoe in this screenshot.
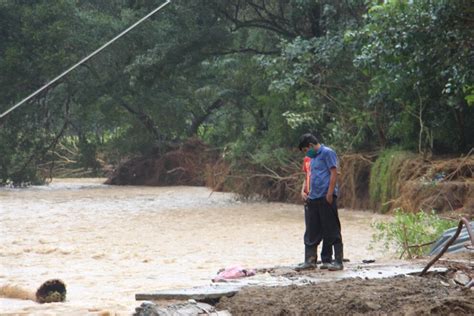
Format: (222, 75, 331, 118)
(319, 262, 331, 269)
(295, 245, 318, 271)
(329, 243, 344, 271)
(328, 262, 343, 271)
(295, 261, 317, 271)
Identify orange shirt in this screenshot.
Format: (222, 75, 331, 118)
(302, 156, 311, 194)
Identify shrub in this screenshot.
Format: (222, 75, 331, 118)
(371, 209, 456, 259)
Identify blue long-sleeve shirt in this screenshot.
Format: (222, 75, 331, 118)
(308, 145, 339, 199)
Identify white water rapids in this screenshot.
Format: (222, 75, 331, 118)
(0, 179, 390, 314)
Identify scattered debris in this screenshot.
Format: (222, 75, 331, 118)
(454, 271, 471, 286)
(420, 217, 474, 276)
(212, 265, 256, 282)
(134, 301, 230, 316)
(430, 220, 474, 255)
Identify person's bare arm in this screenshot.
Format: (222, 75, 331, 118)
(301, 178, 308, 201)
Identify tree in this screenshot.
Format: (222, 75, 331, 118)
(353, 1, 474, 153)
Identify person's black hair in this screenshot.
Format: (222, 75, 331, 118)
(298, 133, 319, 151)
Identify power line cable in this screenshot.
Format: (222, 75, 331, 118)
(0, 0, 172, 119)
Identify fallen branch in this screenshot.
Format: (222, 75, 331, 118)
(407, 240, 435, 249)
(419, 217, 474, 276)
(166, 167, 186, 174)
(442, 148, 473, 181)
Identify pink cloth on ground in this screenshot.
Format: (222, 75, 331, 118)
(212, 265, 256, 282)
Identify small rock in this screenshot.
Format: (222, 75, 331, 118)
(366, 301, 381, 310)
(453, 271, 471, 286)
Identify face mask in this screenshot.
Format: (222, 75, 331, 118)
(306, 148, 317, 158)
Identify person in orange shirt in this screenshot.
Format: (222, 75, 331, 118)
(296, 141, 333, 271)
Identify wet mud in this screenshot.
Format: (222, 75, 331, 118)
(217, 274, 474, 315)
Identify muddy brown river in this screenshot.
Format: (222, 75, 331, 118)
(0, 179, 392, 314)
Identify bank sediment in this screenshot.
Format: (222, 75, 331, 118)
(106, 141, 473, 215)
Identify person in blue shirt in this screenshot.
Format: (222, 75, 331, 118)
(295, 151, 333, 271)
(298, 133, 344, 271)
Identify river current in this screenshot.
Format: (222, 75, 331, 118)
(0, 178, 388, 315)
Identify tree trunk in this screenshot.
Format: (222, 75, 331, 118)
(453, 107, 466, 151)
(188, 99, 225, 136)
(375, 104, 387, 148)
(113, 95, 162, 141)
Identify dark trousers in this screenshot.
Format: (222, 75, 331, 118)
(305, 197, 342, 262)
(304, 203, 333, 263)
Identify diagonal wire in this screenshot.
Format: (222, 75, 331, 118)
(0, 0, 172, 119)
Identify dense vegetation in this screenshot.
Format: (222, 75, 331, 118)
(1, 0, 473, 185)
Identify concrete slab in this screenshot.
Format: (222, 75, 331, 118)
(135, 285, 240, 301)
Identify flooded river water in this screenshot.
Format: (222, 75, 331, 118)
(1, 179, 391, 315)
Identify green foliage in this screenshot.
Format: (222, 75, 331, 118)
(1, 0, 472, 185)
(371, 209, 456, 259)
(369, 149, 412, 213)
(261, 31, 372, 152)
(464, 85, 474, 106)
(353, 0, 474, 152)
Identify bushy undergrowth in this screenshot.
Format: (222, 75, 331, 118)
(371, 209, 456, 259)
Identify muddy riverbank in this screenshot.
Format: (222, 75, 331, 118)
(216, 273, 474, 315)
(134, 253, 473, 315)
